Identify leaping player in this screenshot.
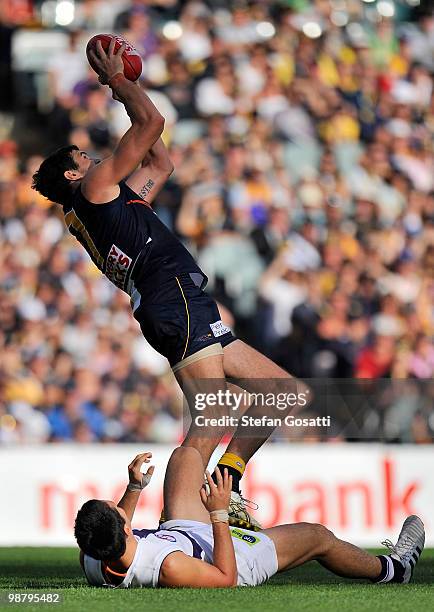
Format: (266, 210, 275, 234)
(32, 39, 308, 530)
(75, 448, 425, 588)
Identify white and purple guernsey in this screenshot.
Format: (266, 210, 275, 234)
(83, 520, 278, 588)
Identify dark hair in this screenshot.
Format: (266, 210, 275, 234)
(74, 500, 127, 561)
(32, 145, 79, 205)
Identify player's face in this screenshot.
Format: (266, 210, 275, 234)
(72, 150, 97, 176)
(104, 500, 130, 527)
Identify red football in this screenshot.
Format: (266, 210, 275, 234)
(86, 34, 142, 82)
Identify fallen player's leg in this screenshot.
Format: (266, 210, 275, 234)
(163, 446, 212, 525)
(265, 514, 424, 584)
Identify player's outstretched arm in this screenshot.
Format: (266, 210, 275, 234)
(126, 137, 174, 205)
(83, 39, 165, 204)
(159, 467, 238, 588)
(117, 452, 155, 522)
(159, 549, 237, 588)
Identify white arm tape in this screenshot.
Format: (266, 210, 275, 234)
(127, 472, 153, 491)
(209, 509, 229, 524)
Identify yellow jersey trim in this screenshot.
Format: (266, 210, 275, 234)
(65, 209, 104, 269)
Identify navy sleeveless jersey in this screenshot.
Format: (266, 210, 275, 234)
(62, 181, 204, 295)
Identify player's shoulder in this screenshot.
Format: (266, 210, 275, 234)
(77, 180, 122, 207)
(80, 160, 122, 205)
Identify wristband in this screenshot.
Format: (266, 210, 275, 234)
(108, 73, 126, 88)
(209, 510, 229, 524)
(127, 472, 152, 491)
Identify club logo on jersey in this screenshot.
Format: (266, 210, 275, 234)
(210, 320, 231, 338)
(230, 529, 259, 546)
(106, 244, 132, 290)
(155, 533, 177, 542)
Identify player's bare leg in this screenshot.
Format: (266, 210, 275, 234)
(163, 446, 211, 524)
(222, 339, 301, 463)
(265, 515, 425, 584)
(175, 353, 228, 468)
(265, 523, 381, 579)
(175, 341, 293, 466)
(176, 342, 283, 469)
(205, 340, 308, 529)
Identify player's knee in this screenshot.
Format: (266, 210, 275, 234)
(172, 445, 202, 465)
(269, 378, 313, 411)
(167, 446, 205, 480)
(311, 523, 336, 556)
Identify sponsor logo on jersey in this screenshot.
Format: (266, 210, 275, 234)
(106, 244, 132, 290)
(230, 529, 259, 546)
(210, 320, 231, 338)
(197, 333, 213, 342)
(155, 533, 177, 542)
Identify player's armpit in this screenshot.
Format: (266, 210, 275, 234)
(159, 552, 237, 588)
(126, 137, 174, 205)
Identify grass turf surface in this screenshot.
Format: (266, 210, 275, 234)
(0, 548, 432, 612)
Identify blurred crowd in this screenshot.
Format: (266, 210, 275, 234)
(0, 0, 433, 444)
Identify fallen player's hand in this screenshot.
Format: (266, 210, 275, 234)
(200, 467, 232, 512)
(127, 452, 155, 491)
(88, 38, 126, 85)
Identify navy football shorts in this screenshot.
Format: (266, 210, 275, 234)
(130, 272, 236, 370)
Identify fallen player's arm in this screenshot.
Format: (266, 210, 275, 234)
(84, 41, 165, 203)
(160, 467, 237, 588)
(117, 487, 141, 523)
(159, 522, 238, 588)
(210, 518, 238, 586)
(126, 137, 174, 205)
(118, 452, 154, 522)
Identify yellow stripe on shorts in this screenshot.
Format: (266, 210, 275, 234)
(175, 276, 190, 360)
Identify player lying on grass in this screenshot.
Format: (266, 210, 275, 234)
(32, 37, 310, 530)
(75, 448, 425, 588)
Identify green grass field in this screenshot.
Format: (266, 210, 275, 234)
(0, 547, 432, 612)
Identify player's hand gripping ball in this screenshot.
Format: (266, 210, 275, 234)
(86, 34, 142, 83)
